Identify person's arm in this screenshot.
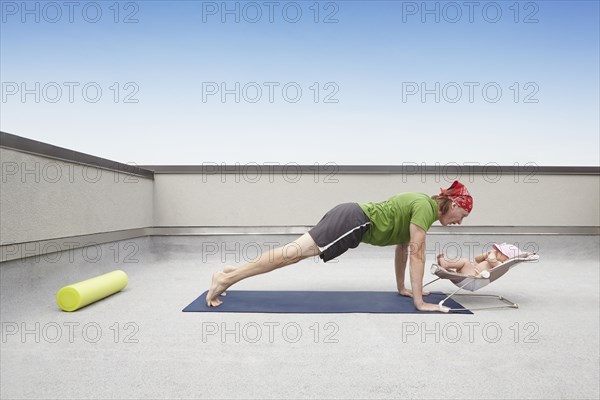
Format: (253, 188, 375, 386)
(485, 249, 503, 267)
(474, 252, 489, 263)
(395, 243, 409, 293)
(408, 223, 449, 312)
(397, 242, 430, 296)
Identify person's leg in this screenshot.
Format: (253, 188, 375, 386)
(437, 253, 471, 271)
(206, 233, 321, 306)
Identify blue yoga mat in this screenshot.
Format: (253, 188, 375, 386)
(183, 290, 472, 314)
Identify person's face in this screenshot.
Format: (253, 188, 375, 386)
(439, 202, 469, 226)
(496, 252, 509, 262)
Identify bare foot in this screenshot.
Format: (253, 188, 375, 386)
(206, 271, 229, 307)
(437, 253, 448, 268)
(218, 266, 237, 296)
(223, 265, 236, 273)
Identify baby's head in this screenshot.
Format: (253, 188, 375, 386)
(493, 243, 524, 261)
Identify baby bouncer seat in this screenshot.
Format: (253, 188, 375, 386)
(423, 252, 540, 311)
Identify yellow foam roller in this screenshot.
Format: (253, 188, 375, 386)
(56, 270, 128, 312)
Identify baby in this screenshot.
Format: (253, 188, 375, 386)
(437, 243, 525, 276)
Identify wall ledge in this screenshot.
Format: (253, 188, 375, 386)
(2, 226, 598, 263)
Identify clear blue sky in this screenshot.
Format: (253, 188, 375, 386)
(1, 0, 599, 166)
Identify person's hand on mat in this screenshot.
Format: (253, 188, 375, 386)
(416, 302, 450, 313)
(399, 287, 430, 297)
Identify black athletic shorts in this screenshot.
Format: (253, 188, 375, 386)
(307, 202, 371, 262)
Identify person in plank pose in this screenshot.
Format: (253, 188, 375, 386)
(206, 180, 473, 313)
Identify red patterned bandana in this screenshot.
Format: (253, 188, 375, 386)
(439, 180, 473, 213)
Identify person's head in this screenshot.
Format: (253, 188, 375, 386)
(493, 243, 523, 261)
(432, 180, 473, 226)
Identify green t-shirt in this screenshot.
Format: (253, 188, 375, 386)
(359, 193, 439, 246)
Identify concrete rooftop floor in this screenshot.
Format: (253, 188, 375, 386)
(1, 234, 599, 399)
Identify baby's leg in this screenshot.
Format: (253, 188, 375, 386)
(437, 254, 471, 271)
